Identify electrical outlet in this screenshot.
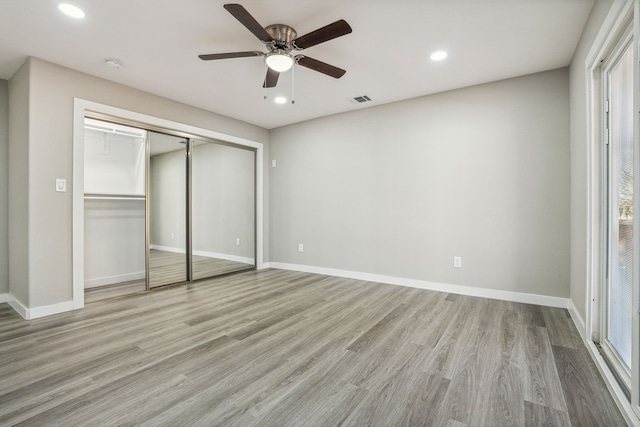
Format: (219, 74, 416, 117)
(453, 256, 462, 268)
(298, 243, 304, 253)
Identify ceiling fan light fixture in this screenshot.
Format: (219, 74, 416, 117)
(265, 52, 294, 72)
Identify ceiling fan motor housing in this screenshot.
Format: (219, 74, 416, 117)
(265, 24, 297, 51)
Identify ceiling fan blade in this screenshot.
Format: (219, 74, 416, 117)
(297, 56, 346, 79)
(199, 51, 263, 61)
(223, 4, 274, 43)
(293, 20, 352, 49)
(263, 68, 280, 88)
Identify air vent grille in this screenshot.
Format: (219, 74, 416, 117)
(352, 95, 371, 103)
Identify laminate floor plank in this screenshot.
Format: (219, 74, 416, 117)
(0, 269, 626, 426)
(13, 335, 236, 426)
(421, 296, 484, 377)
(481, 360, 525, 426)
(184, 278, 309, 326)
(0, 347, 146, 425)
(84, 279, 146, 303)
(540, 307, 583, 350)
(411, 297, 458, 349)
(178, 320, 360, 424)
(231, 341, 356, 420)
(346, 302, 409, 353)
(524, 400, 571, 427)
(480, 306, 523, 425)
(234, 296, 416, 419)
(341, 343, 426, 426)
(552, 344, 627, 426)
(515, 324, 569, 412)
(430, 329, 490, 426)
(402, 291, 451, 345)
(397, 371, 451, 426)
(1, 314, 187, 379)
(250, 349, 361, 426)
(138, 355, 291, 426)
(229, 303, 388, 413)
(343, 298, 442, 391)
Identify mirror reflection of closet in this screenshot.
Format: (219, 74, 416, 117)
(191, 139, 255, 279)
(83, 117, 257, 303)
(83, 118, 147, 302)
(148, 131, 188, 288)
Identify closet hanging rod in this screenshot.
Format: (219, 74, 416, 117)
(84, 194, 146, 201)
(84, 125, 145, 139)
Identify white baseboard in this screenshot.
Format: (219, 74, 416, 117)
(84, 272, 145, 289)
(192, 249, 254, 266)
(7, 298, 27, 318)
(151, 245, 254, 265)
(150, 244, 186, 254)
(0, 293, 12, 304)
(8, 297, 76, 320)
(268, 262, 570, 308)
(566, 299, 587, 342)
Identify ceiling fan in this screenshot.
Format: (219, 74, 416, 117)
(199, 4, 352, 88)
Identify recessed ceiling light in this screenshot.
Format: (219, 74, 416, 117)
(430, 50, 448, 61)
(58, 3, 85, 19)
(274, 96, 287, 104)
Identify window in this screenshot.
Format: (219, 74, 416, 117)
(602, 31, 634, 388)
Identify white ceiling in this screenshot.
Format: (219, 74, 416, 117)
(0, 0, 594, 130)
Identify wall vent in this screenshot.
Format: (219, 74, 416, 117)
(352, 95, 372, 103)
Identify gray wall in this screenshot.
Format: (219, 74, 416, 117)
(270, 68, 570, 297)
(8, 61, 29, 305)
(569, 0, 614, 319)
(0, 80, 8, 294)
(12, 57, 268, 308)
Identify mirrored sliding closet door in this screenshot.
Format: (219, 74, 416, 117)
(148, 131, 189, 288)
(83, 118, 257, 302)
(191, 139, 256, 280)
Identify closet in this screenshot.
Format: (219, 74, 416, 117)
(83, 118, 256, 302)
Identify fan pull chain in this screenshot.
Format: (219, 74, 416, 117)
(263, 61, 267, 100)
(291, 63, 295, 104)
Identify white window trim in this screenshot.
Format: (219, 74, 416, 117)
(584, 0, 640, 424)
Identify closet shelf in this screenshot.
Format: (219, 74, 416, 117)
(84, 193, 146, 201)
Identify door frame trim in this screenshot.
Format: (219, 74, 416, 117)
(72, 98, 265, 310)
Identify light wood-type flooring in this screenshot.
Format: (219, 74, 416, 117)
(1, 269, 627, 426)
(85, 250, 254, 302)
(84, 279, 147, 304)
(149, 249, 254, 287)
